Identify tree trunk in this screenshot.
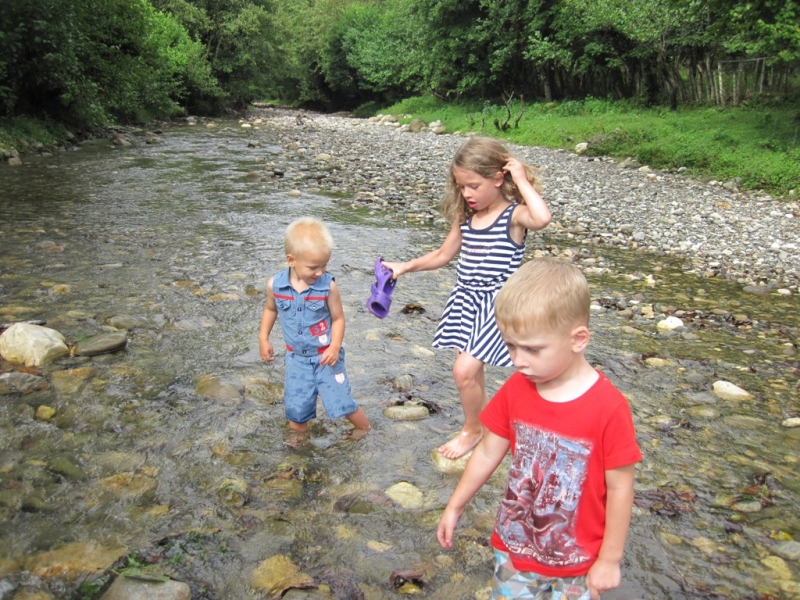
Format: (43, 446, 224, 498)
(717, 62, 725, 105)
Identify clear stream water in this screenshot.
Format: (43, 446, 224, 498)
(0, 119, 798, 600)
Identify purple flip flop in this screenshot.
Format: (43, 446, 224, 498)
(367, 257, 396, 318)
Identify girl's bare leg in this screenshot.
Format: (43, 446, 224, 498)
(438, 351, 487, 459)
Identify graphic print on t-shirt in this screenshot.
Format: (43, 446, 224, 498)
(496, 421, 593, 568)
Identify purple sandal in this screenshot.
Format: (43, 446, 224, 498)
(367, 257, 396, 318)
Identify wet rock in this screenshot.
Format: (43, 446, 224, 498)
(217, 478, 248, 507)
(100, 576, 191, 600)
(430, 449, 472, 474)
(99, 473, 156, 499)
(731, 500, 762, 513)
(244, 378, 282, 404)
(656, 316, 684, 331)
(0, 323, 69, 366)
(384, 482, 424, 509)
(772, 540, 800, 561)
(383, 404, 429, 421)
(73, 331, 128, 356)
(685, 406, 719, 419)
(34, 405, 56, 421)
(782, 417, 800, 428)
(761, 555, 792, 579)
(23, 541, 127, 580)
(644, 357, 674, 367)
(104, 315, 147, 330)
(51, 366, 95, 394)
(195, 374, 241, 403)
(391, 374, 413, 391)
(250, 555, 313, 596)
(712, 380, 753, 400)
(0, 372, 46, 395)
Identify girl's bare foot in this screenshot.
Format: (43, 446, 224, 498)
(438, 430, 482, 459)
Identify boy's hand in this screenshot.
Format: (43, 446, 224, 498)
(259, 339, 275, 362)
(436, 505, 464, 548)
(585, 557, 621, 600)
(319, 346, 339, 367)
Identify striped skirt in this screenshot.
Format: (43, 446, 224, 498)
(432, 282, 512, 367)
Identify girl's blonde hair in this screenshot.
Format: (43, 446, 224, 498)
(495, 258, 590, 335)
(285, 217, 333, 257)
(443, 136, 542, 223)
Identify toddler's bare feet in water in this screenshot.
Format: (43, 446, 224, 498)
(283, 430, 308, 448)
(341, 428, 369, 441)
(438, 429, 482, 460)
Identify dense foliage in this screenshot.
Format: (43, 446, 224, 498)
(1, 0, 798, 128)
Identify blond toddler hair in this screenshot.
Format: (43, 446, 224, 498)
(495, 257, 590, 334)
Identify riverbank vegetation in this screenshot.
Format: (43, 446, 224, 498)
(1, 0, 798, 193)
(377, 95, 800, 196)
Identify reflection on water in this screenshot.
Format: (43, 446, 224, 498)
(0, 121, 798, 599)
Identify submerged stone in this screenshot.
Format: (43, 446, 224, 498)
(712, 380, 752, 400)
(100, 576, 191, 600)
(73, 331, 128, 356)
(250, 555, 313, 596)
(383, 404, 428, 421)
(384, 482, 424, 509)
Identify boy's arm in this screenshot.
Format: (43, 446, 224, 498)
(585, 463, 636, 600)
(382, 219, 462, 278)
(437, 430, 510, 548)
(320, 280, 344, 367)
(258, 278, 278, 362)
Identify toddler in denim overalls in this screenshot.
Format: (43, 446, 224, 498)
(259, 217, 370, 438)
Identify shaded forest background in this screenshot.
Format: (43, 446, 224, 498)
(1, 0, 799, 129)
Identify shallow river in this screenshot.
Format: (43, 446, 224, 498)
(0, 118, 798, 600)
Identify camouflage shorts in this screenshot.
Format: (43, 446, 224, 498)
(492, 549, 591, 600)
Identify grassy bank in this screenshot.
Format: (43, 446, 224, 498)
(373, 96, 800, 198)
(0, 117, 78, 156)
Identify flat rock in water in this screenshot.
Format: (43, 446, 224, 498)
(100, 576, 191, 600)
(383, 404, 429, 421)
(73, 331, 128, 356)
(431, 449, 472, 474)
(0, 371, 46, 395)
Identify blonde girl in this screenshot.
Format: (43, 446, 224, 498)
(383, 137, 551, 459)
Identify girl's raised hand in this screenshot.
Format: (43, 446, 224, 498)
(502, 157, 528, 185)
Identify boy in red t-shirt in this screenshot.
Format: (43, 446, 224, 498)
(437, 258, 642, 600)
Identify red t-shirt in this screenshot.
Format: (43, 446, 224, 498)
(481, 370, 642, 577)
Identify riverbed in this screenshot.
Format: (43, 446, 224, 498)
(0, 111, 798, 600)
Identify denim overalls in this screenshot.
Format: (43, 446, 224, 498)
(272, 269, 357, 423)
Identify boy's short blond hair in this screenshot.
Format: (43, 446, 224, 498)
(284, 217, 333, 257)
(496, 258, 590, 334)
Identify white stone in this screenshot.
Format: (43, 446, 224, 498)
(0, 323, 69, 366)
(657, 316, 684, 331)
(575, 142, 589, 154)
(712, 380, 752, 400)
(384, 481, 424, 509)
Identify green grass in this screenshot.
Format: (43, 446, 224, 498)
(0, 116, 72, 154)
(376, 96, 800, 198)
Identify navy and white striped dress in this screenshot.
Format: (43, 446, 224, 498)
(432, 203, 526, 367)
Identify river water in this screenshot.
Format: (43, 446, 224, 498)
(0, 118, 798, 600)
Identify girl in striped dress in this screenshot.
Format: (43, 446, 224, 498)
(383, 137, 551, 459)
